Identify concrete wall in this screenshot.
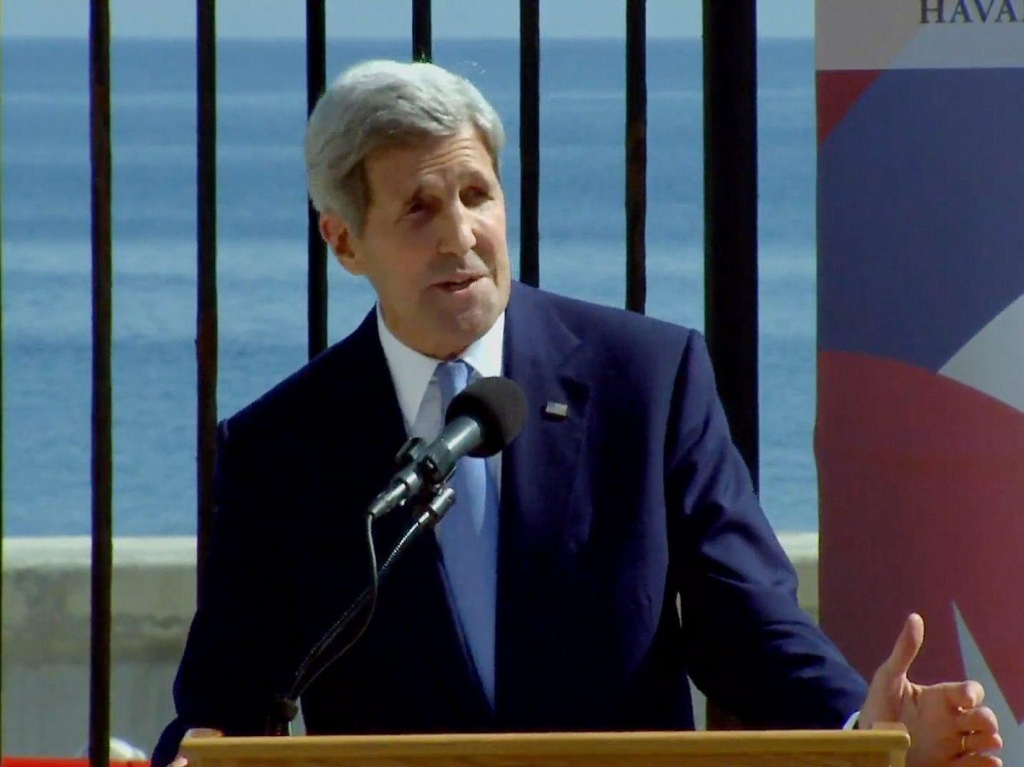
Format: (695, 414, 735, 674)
(3, 538, 196, 756)
(1, 533, 821, 757)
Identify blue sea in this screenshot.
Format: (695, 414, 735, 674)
(1, 37, 818, 536)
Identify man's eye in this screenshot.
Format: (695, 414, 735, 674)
(464, 187, 489, 203)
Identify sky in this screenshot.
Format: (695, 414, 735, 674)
(1, 0, 814, 39)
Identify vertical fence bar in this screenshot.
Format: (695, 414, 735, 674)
(196, 0, 219, 591)
(88, 0, 114, 764)
(625, 0, 647, 313)
(702, 4, 759, 731)
(306, 0, 328, 359)
(0, 13, 5, 756)
(703, 0, 759, 485)
(519, 0, 540, 287)
(412, 0, 432, 62)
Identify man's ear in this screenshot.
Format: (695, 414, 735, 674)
(319, 211, 365, 276)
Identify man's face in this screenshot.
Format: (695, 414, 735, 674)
(323, 127, 511, 360)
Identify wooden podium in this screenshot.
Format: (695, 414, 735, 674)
(180, 727, 910, 767)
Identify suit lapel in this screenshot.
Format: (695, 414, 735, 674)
(322, 310, 407, 534)
(495, 284, 593, 722)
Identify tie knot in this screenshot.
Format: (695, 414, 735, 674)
(436, 359, 473, 409)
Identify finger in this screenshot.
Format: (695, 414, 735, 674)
(954, 755, 1002, 767)
(883, 613, 925, 678)
(961, 730, 1003, 754)
(945, 680, 986, 711)
(957, 706, 999, 734)
(176, 728, 224, 767)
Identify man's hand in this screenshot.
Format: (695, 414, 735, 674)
(169, 728, 223, 767)
(859, 613, 1002, 766)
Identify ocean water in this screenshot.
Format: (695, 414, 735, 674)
(1, 37, 818, 535)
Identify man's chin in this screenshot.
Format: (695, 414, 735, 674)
(418, 283, 506, 350)
(430, 309, 497, 354)
(453, 309, 499, 342)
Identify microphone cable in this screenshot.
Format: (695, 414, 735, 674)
(266, 512, 378, 735)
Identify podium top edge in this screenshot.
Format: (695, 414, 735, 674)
(180, 728, 911, 757)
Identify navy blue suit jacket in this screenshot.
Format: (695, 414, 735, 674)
(153, 282, 867, 766)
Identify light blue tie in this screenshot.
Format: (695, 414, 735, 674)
(434, 360, 498, 705)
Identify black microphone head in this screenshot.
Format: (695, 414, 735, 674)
(445, 376, 527, 458)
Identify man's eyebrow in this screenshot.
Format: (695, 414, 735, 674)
(400, 169, 489, 203)
(460, 168, 490, 184)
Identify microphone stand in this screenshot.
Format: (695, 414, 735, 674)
(264, 479, 457, 736)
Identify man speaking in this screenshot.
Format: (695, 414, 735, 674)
(153, 60, 1001, 767)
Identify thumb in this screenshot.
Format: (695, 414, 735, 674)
(883, 613, 925, 679)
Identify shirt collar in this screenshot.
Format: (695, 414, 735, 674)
(376, 306, 506, 429)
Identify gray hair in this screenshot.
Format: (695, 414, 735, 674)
(304, 59, 506, 230)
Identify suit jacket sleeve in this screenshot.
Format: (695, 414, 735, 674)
(667, 330, 868, 728)
(152, 419, 299, 766)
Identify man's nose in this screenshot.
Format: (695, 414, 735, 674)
(437, 203, 477, 256)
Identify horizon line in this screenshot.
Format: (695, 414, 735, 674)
(2, 32, 815, 42)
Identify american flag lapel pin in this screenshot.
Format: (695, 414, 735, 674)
(544, 401, 569, 420)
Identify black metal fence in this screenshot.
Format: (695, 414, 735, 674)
(0, 0, 759, 762)
(88, 1, 114, 763)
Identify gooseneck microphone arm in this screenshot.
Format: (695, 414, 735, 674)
(265, 483, 456, 736)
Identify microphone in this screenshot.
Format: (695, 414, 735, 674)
(368, 376, 527, 519)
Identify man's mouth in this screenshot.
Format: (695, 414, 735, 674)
(435, 275, 481, 292)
